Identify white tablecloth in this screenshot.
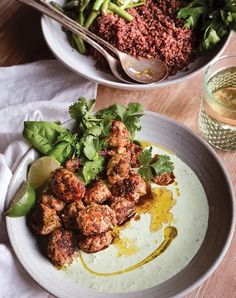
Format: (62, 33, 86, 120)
(0, 60, 97, 298)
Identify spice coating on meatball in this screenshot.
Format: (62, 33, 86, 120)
(152, 172, 175, 186)
(77, 204, 117, 236)
(107, 153, 130, 184)
(61, 201, 85, 231)
(47, 228, 77, 267)
(110, 197, 135, 225)
(29, 203, 61, 235)
(49, 168, 85, 203)
(78, 231, 113, 253)
(41, 192, 66, 212)
(83, 181, 112, 205)
(127, 143, 142, 168)
(111, 171, 147, 199)
(108, 120, 130, 148)
(64, 157, 80, 173)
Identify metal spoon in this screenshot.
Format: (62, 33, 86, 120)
(19, 0, 168, 84)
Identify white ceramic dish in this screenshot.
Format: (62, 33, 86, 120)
(41, 0, 232, 90)
(5, 111, 235, 298)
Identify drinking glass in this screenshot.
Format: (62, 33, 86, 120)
(199, 55, 236, 151)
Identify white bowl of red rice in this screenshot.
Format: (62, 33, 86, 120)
(41, 0, 232, 90)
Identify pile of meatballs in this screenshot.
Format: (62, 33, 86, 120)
(29, 120, 175, 268)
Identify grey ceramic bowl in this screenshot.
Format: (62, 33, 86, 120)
(41, 0, 233, 90)
(6, 111, 235, 297)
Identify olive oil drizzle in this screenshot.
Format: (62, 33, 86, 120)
(139, 140, 175, 155)
(79, 226, 177, 277)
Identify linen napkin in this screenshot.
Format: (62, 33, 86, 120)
(0, 60, 97, 298)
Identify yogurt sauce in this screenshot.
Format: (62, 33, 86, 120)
(64, 143, 209, 293)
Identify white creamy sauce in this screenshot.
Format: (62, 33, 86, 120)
(64, 145, 209, 293)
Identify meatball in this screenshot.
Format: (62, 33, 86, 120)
(83, 181, 112, 205)
(127, 143, 142, 168)
(47, 228, 77, 267)
(152, 172, 175, 186)
(77, 204, 117, 236)
(109, 120, 130, 148)
(61, 201, 85, 231)
(111, 171, 147, 200)
(129, 172, 147, 196)
(49, 168, 85, 203)
(64, 157, 80, 173)
(107, 153, 130, 184)
(110, 197, 135, 225)
(29, 203, 61, 235)
(78, 231, 113, 253)
(41, 192, 66, 212)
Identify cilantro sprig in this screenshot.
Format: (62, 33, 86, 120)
(68, 99, 144, 182)
(177, 0, 236, 52)
(137, 147, 174, 181)
(23, 98, 144, 184)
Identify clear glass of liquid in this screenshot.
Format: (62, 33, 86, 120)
(199, 55, 236, 151)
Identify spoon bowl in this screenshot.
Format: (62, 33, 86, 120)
(120, 54, 168, 83)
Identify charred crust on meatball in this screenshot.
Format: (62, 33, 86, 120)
(61, 201, 85, 231)
(49, 168, 85, 203)
(47, 228, 77, 267)
(152, 172, 175, 186)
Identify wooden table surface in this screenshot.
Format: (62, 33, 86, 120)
(1, 1, 235, 297)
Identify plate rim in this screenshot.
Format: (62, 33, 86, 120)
(5, 110, 235, 298)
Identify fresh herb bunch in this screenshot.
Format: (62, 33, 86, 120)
(177, 0, 236, 51)
(23, 98, 144, 184)
(138, 147, 174, 181)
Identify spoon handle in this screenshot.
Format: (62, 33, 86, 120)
(18, 0, 135, 83)
(25, 0, 121, 57)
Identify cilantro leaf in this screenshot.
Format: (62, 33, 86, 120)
(96, 102, 144, 139)
(83, 135, 97, 160)
(150, 155, 174, 176)
(123, 103, 144, 138)
(113, 104, 127, 120)
(87, 125, 102, 136)
(138, 166, 153, 181)
(82, 157, 104, 184)
(138, 148, 174, 181)
(138, 147, 153, 165)
(69, 97, 95, 120)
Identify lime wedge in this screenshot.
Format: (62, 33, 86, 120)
(28, 156, 60, 189)
(5, 181, 36, 217)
